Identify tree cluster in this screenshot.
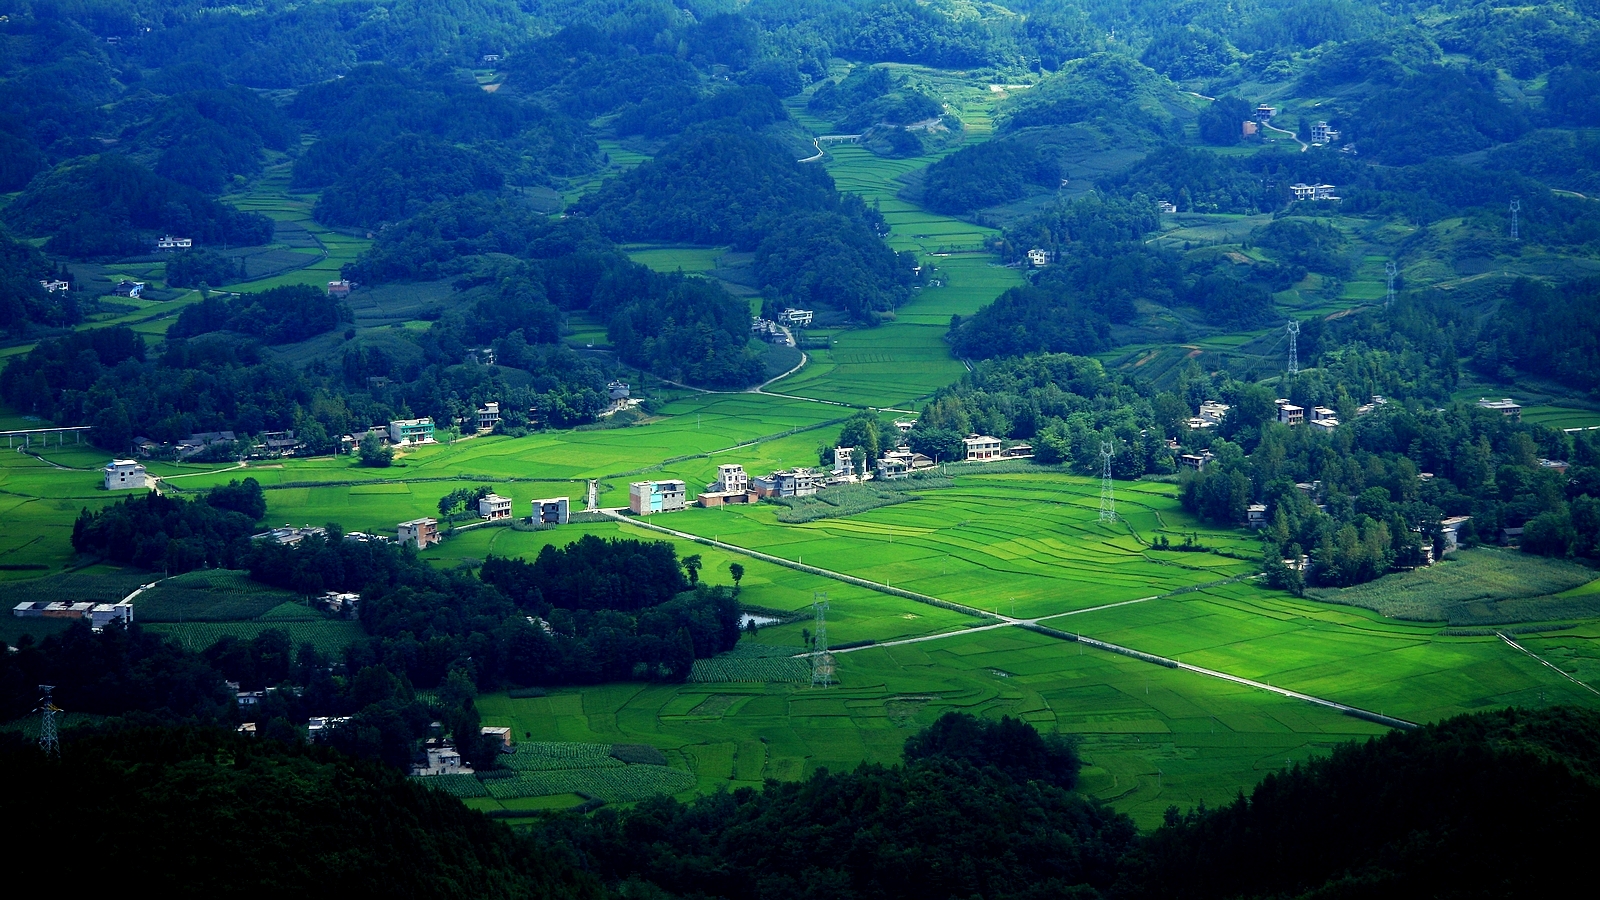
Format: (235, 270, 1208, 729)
(169, 284, 352, 345)
(71, 479, 267, 573)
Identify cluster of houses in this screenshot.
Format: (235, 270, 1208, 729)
(388, 492, 571, 550)
(752, 309, 812, 346)
(128, 429, 306, 461)
(627, 431, 1030, 516)
(13, 598, 133, 630)
(1291, 183, 1340, 202)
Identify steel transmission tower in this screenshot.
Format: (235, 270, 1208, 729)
(1510, 199, 1520, 241)
(36, 685, 59, 757)
(1286, 320, 1301, 376)
(1384, 261, 1398, 308)
(1099, 442, 1117, 523)
(810, 594, 834, 687)
(585, 479, 598, 511)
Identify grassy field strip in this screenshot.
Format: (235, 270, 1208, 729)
(1497, 632, 1600, 696)
(602, 508, 1001, 620)
(605, 508, 1422, 730)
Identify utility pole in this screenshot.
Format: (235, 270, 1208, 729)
(36, 685, 59, 758)
(810, 594, 833, 688)
(1099, 441, 1117, 523)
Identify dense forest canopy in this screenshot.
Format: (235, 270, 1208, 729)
(7, 707, 1598, 898)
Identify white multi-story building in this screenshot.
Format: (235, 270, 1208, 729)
(478, 493, 513, 520)
(712, 464, 748, 494)
(963, 434, 1002, 461)
(104, 459, 148, 490)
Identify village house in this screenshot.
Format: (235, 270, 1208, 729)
(388, 417, 435, 444)
(532, 496, 570, 524)
(712, 464, 749, 494)
(481, 726, 513, 752)
(1188, 401, 1230, 430)
(629, 479, 686, 515)
(478, 493, 513, 520)
(1178, 450, 1215, 471)
(1290, 183, 1340, 201)
(1247, 504, 1269, 527)
(1027, 248, 1050, 267)
(608, 381, 630, 400)
(260, 430, 304, 457)
(103, 458, 147, 490)
(327, 279, 352, 298)
(832, 446, 856, 476)
(963, 434, 1003, 461)
(398, 517, 441, 549)
(752, 468, 822, 498)
(156, 235, 192, 250)
(307, 716, 352, 740)
(1158, 201, 1179, 214)
(1356, 395, 1388, 416)
(876, 447, 935, 480)
(1476, 398, 1522, 422)
(780, 308, 813, 327)
(1276, 400, 1305, 426)
(476, 402, 500, 431)
(14, 600, 132, 630)
(1242, 120, 1258, 138)
(1441, 516, 1472, 554)
(113, 280, 145, 298)
(252, 525, 327, 546)
(39, 279, 68, 292)
(413, 745, 468, 776)
(1310, 121, 1341, 144)
(319, 591, 360, 617)
(1254, 104, 1276, 120)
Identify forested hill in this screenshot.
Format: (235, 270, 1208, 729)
(8, 707, 1597, 898)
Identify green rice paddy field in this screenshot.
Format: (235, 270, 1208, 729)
(471, 626, 1393, 827)
(8, 399, 1600, 828)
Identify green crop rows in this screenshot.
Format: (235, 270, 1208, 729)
(147, 620, 364, 655)
(135, 570, 302, 622)
(482, 767, 695, 802)
(506, 742, 624, 771)
(691, 644, 812, 683)
(418, 773, 490, 798)
(1305, 548, 1600, 624)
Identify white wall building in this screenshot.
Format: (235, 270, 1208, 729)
(104, 459, 148, 490)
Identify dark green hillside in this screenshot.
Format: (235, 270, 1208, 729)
(1, 726, 598, 899)
(573, 126, 839, 248)
(1125, 707, 1600, 899)
(4, 155, 273, 258)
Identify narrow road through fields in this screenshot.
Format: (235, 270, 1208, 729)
(1261, 120, 1309, 152)
(605, 510, 1419, 729)
(1497, 632, 1600, 696)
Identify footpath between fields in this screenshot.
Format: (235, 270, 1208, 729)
(603, 510, 1419, 730)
